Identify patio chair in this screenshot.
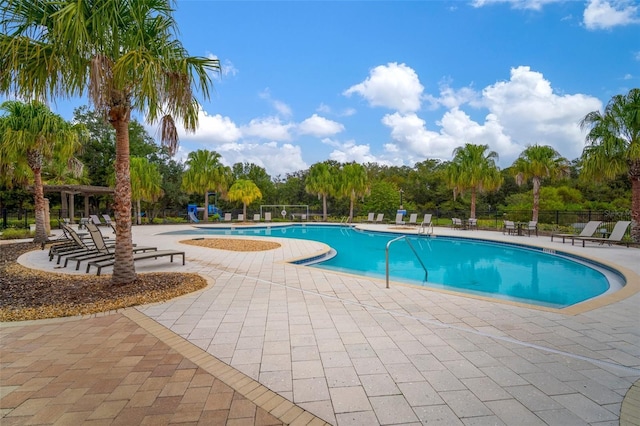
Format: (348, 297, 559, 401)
(265, 212, 272, 222)
(366, 212, 375, 223)
(223, 213, 232, 222)
(50, 223, 112, 263)
(237, 214, 244, 222)
(503, 220, 516, 235)
(89, 214, 105, 226)
(571, 221, 631, 247)
(374, 213, 384, 224)
(551, 220, 601, 243)
(526, 221, 538, 236)
(63, 222, 157, 270)
(407, 213, 418, 226)
(102, 214, 113, 226)
(253, 213, 261, 221)
(467, 218, 478, 230)
(395, 213, 405, 225)
(451, 218, 463, 229)
(87, 249, 185, 275)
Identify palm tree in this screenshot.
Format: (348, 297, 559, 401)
(580, 88, 640, 242)
(130, 157, 164, 225)
(511, 144, 569, 222)
(227, 179, 262, 220)
(337, 162, 369, 222)
(444, 143, 503, 219)
(0, 0, 219, 284)
(305, 162, 335, 221)
(0, 100, 82, 244)
(181, 150, 231, 221)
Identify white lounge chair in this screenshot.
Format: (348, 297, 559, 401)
(223, 213, 232, 222)
(395, 213, 405, 225)
(366, 212, 375, 223)
(253, 213, 261, 221)
(551, 221, 601, 243)
(237, 214, 244, 222)
(265, 212, 272, 222)
(374, 213, 384, 224)
(407, 213, 418, 225)
(572, 221, 631, 247)
(419, 214, 433, 234)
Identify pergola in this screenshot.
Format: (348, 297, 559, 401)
(42, 184, 115, 223)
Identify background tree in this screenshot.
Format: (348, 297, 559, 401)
(337, 162, 369, 222)
(0, 100, 83, 243)
(0, 0, 220, 284)
(227, 179, 262, 220)
(444, 143, 502, 219)
(511, 144, 569, 222)
(232, 162, 275, 204)
(181, 150, 231, 221)
(130, 157, 164, 225)
(580, 88, 640, 242)
(305, 161, 335, 221)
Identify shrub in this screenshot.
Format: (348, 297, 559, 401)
(0, 228, 34, 240)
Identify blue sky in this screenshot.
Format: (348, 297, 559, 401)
(51, 1, 640, 176)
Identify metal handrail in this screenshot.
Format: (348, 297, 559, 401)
(385, 235, 428, 288)
(418, 222, 433, 235)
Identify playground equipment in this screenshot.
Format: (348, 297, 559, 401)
(188, 204, 220, 222)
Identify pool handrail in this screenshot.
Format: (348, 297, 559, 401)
(386, 235, 428, 288)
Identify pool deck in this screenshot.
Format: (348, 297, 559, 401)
(3, 223, 640, 425)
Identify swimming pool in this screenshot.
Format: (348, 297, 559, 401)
(166, 224, 623, 308)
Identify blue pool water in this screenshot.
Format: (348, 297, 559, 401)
(166, 225, 620, 308)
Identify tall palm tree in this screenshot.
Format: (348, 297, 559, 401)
(305, 161, 335, 221)
(0, 0, 219, 284)
(444, 143, 502, 219)
(580, 88, 640, 242)
(511, 144, 569, 222)
(130, 157, 164, 225)
(337, 162, 369, 222)
(227, 179, 262, 221)
(0, 100, 82, 244)
(181, 150, 231, 221)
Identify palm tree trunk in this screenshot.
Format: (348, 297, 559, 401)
(630, 164, 640, 243)
(203, 192, 209, 222)
(136, 199, 142, 225)
(349, 192, 355, 222)
(532, 177, 541, 223)
(470, 189, 477, 219)
(31, 167, 49, 244)
(111, 116, 136, 285)
(322, 194, 327, 222)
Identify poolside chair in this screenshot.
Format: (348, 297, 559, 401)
(551, 220, 601, 243)
(571, 221, 631, 247)
(395, 213, 405, 225)
(265, 212, 272, 222)
(467, 218, 478, 230)
(374, 213, 384, 224)
(526, 221, 538, 236)
(50, 223, 113, 263)
(451, 218, 463, 229)
(407, 213, 418, 226)
(253, 213, 261, 222)
(102, 214, 113, 226)
(503, 220, 516, 235)
(89, 214, 105, 226)
(366, 212, 375, 223)
(237, 214, 244, 222)
(87, 249, 185, 275)
(63, 222, 156, 270)
(223, 213, 232, 222)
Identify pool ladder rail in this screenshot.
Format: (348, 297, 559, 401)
(385, 235, 428, 288)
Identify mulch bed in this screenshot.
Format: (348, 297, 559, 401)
(0, 242, 207, 322)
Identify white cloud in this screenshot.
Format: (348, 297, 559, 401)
(215, 141, 307, 177)
(177, 109, 242, 143)
(343, 63, 424, 113)
(298, 114, 345, 137)
(241, 116, 294, 141)
(324, 138, 386, 165)
(381, 112, 456, 160)
(206, 54, 238, 80)
(583, 0, 640, 30)
(259, 88, 293, 118)
(471, 0, 563, 11)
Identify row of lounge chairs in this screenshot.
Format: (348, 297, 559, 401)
(49, 222, 185, 275)
(551, 220, 631, 247)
